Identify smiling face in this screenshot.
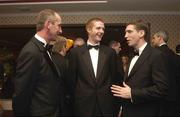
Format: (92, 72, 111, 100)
(86, 18, 105, 44)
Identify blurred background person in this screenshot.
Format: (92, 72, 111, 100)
(66, 39, 74, 51)
(51, 36, 68, 56)
(109, 40, 124, 117)
(121, 54, 129, 76)
(151, 30, 178, 116)
(0, 60, 4, 94)
(109, 40, 122, 54)
(175, 44, 180, 116)
(51, 36, 73, 116)
(0, 61, 3, 81)
(109, 40, 124, 79)
(73, 37, 85, 48)
(0, 104, 2, 116)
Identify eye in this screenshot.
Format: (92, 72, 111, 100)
(58, 24, 61, 27)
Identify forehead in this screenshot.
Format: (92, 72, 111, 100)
(92, 21, 104, 27)
(54, 13, 61, 22)
(125, 24, 135, 31)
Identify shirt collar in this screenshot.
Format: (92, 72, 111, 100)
(138, 42, 147, 55)
(35, 34, 47, 47)
(87, 40, 100, 46)
(159, 43, 166, 47)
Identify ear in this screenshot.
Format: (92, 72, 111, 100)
(86, 27, 91, 34)
(139, 30, 145, 38)
(45, 20, 51, 29)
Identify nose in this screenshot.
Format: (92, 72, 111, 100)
(59, 26, 62, 34)
(99, 27, 104, 33)
(100, 29, 104, 34)
(125, 33, 128, 39)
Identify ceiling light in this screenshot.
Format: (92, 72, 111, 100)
(0, 0, 108, 6)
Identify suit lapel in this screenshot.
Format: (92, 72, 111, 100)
(44, 51, 61, 78)
(96, 46, 106, 80)
(81, 45, 107, 82)
(32, 37, 61, 78)
(31, 37, 44, 52)
(127, 44, 151, 80)
(82, 46, 96, 79)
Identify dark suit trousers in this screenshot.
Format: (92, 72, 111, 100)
(43, 107, 60, 117)
(92, 103, 103, 117)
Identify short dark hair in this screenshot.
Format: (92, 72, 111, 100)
(109, 40, 120, 47)
(127, 21, 149, 40)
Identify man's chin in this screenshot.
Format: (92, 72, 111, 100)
(49, 35, 58, 41)
(97, 38, 102, 42)
(127, 43, 131, 47)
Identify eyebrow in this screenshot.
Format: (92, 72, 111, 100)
(125, 30, 133, 33)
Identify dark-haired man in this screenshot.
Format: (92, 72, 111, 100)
(111, 22, 168, 117)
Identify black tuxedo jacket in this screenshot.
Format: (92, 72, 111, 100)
(175, 55, 180, 101)
(12, 37, 63, 116)
(123, 44, 169, 117)
(51, 52, 73, 116)
(68, 44, 122, 117)
(158, 44, 177, 101)
(0, 63, 4, 80)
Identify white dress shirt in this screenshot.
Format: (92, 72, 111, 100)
(128, 42, 147, 76)
(35, 34, 52, 60)
(35, 34, 47, 46)
(87, 40, 100, 77)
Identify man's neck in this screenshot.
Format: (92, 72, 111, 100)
(134, 39, 146, 50)
(87, 39, 100, 45)
(36, 30, 49, 43)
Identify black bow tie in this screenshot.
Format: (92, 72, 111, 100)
(87, 45, 100, 50)
(45, 44, 53, 51)
(132, 49, 139, 57)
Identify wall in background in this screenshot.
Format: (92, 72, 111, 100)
(0, 12, 180, 51)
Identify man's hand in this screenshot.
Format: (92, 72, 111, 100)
(111, 82, 131, 99)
